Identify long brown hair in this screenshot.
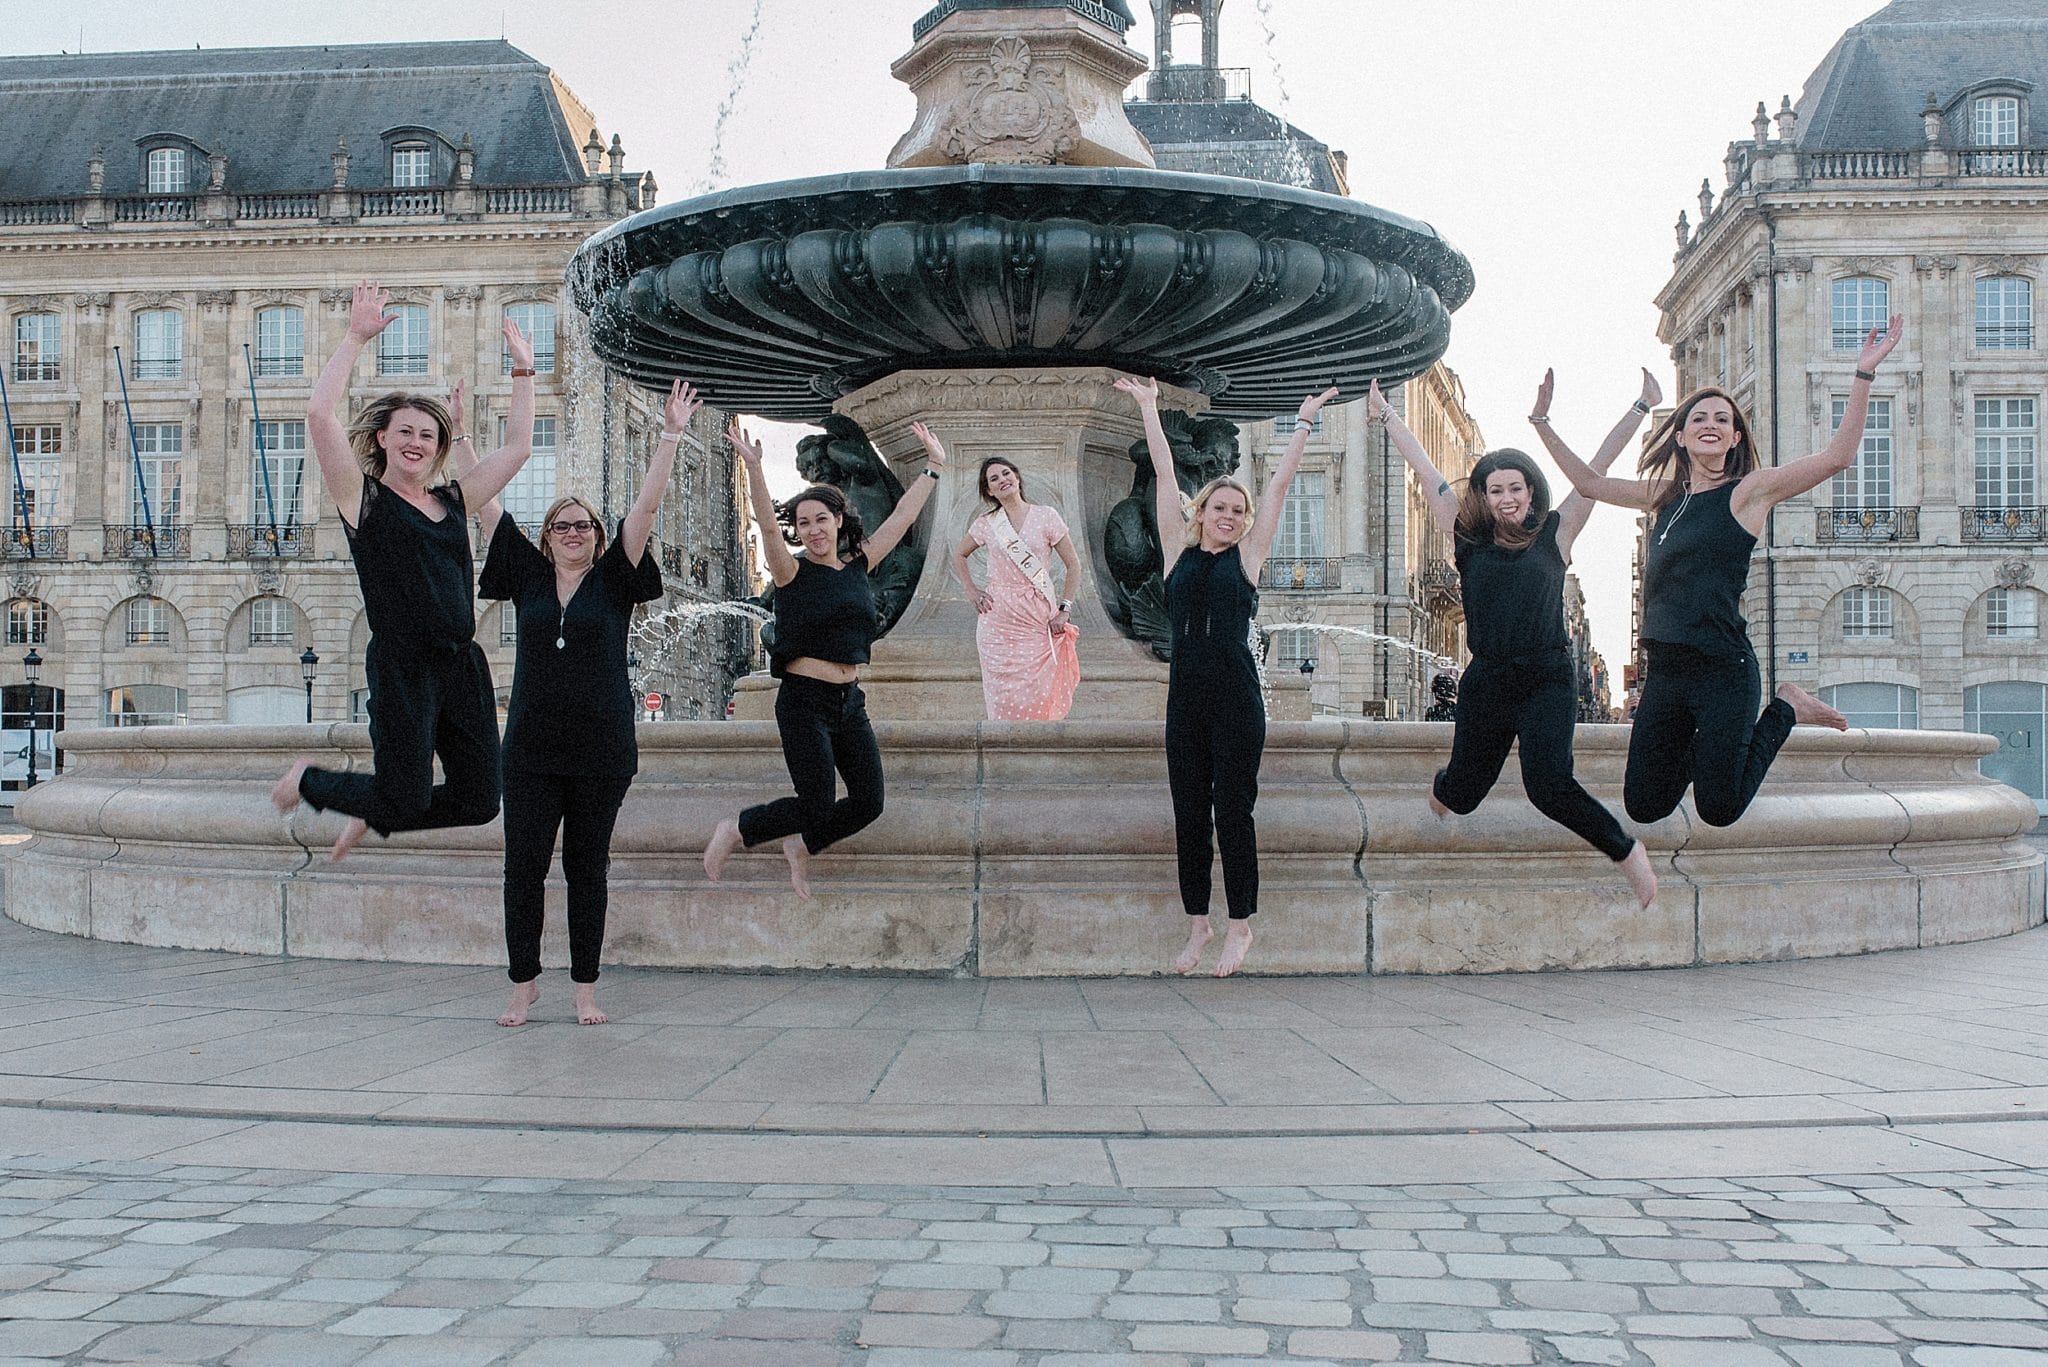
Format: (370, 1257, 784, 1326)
(348, 392, 453, 483)
(977, 456, 1025, 513)
(1455, 449, 1550, 551)
(779, 484, 868, 560)
(1640, 385, 1759, 510)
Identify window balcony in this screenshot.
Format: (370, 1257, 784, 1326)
(1, 527, 67, 560)
(1963, 506, 2046, 543)
(1420, 557, 1461, 606)
(104, 525, 190, 558)
(1816, 506, 1919, 543)
(1259, 557, 1342, 591)
(228, 524, 313, 558)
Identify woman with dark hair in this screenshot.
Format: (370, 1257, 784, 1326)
(1372, 374, 1659, 908)
(1534, 314, 1903, 828)
(272, 281, 536, 861)
(472, 379, 695, 1027)
(947, 455, 1083, 720)
(1118, 374, 1338, 978)
(702, 420, 946, 897)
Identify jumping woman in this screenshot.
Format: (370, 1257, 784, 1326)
(1372, 374, 1660, 908)
(1533, 314, 1903, 828)
(273, 282, 537, 861)
(701, 420, 946, 897)
(1117, 375, 1338, 978)
(947, 454, 1083, 721)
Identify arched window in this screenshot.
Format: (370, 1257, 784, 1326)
(12, 312, 60, 382)
(1974, 95, 2021, 147)
(1830, 276, 1889, 351)
(125, 596, 173, 645)
(390, 144, 433, 188)
(132, 309, 182, 379)
(376, 304, 429, 376)
(1819, 682, 1918, 730)
(6, 598, 47, 646)
(1988, 587, 2042, 640)
(145, 147, 187, 194)
(502, 302, 557, 374)
(1977, 276, 2034, 351)
(248, 596, 293, 646)
(1840, 586, 1895, 639)
(254, 306, 304, 376)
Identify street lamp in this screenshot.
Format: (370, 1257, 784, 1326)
(299, 646, 318, 723)
(22, 648, 41, 789)
(1298, 655, 1316, 677)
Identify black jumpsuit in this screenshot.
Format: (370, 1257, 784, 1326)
(1164, 544, 1265, 920)
(1625, 482, 1795, 827)
(1433, 512, 1634, 861)
(299, 479, 500, 837)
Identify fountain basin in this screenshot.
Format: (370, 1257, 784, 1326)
(5, 721, 2037, 977)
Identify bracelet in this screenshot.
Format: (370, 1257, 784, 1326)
(924, 467, 941, 480)
(1058, 599, 1072, 613)
(1854, 368, 1877, 382)
(1294, 417, 1315, 431)
(451, 433, 473, 444)
(659, 430, 684, 442)
(1631, 400, 1651, 415)
(1528, 414, 1551, 425)
(510, 367, 536, 378)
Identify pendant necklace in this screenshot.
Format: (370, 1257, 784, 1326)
(1658, 483, 1695, 545)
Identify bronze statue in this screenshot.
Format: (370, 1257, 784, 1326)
(1102, 409, 1240, 658)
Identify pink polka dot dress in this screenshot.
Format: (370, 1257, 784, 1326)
(970, 505, 1082, 721)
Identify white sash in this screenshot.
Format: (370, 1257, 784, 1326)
(989, 507, 1060, 614)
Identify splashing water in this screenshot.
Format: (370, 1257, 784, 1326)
(695, 0, 767, 195)
(1264, 621, 1457, 676)
(1250, 0, 1317, 191)
(631, 599, 771, 693)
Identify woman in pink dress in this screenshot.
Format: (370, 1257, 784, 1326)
(948, 456, 1083, 721)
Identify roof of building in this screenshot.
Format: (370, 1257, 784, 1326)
(1796, 0, 2048, 149)
(0, 40, 601, 199)
(1125, 99, 1345, 194)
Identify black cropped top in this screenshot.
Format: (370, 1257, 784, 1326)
(769, 554, 879, 678)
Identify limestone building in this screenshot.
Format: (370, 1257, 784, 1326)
(1656, 0, 2048, 807)
(1127, 0, 1484, 717)
(0, 41, 753, 787)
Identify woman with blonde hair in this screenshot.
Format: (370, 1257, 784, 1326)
(472, 379, 694, 1027)
(948, 454, 1083, 720)
(1117, 375, 1337, 977)
(273, 282, 537, 861)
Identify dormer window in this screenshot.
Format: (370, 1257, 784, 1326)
(146, 147, 187, 194)
(1974, 95, 2021, 147)
(391, 144, 433, 188)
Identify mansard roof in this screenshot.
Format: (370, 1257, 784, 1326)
(1797, 0, 2048, 149)
(0, 40, 601, 198)
(1125, 98, 1346, 195)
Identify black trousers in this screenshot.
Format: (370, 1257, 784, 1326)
(502, 770, 633, 985)
(1433, 653, 1635, 862)
(300, 639, 500, 838)
(1626, 641, 1796, 828)
(1165, 683, 1266, 919)
(739, 675, 885, 854)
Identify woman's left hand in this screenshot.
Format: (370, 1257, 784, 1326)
(663, 379, 702, 435)
(503, 319, 535, 373)
(449, 379, 467, 445)
(1299, 387, 1340, 423)
(1050, 609, 1072, 633)
(909, 420, 947, 468)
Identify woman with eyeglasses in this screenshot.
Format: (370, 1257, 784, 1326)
(472, 379, 695, 1027)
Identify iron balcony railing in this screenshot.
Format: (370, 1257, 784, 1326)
(1420, 557, 1461, 604)
(228, 524, 313, 558)
(1963, 506, 2046, 542)
(104, 524, 190, 558)
(1817, 506, 1919, 543)
(1, 527, 67, 560)
(1259, 557, 1342, 591)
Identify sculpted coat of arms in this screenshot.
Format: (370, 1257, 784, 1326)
(944, 38, 1078, 165)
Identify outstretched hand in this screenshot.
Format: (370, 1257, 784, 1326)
(1298, 386, 1340, 423)
(1639, 367, 1663, 411)
(726, 420, 763, 468)
(1858, 313, 1905, 373)
(347, 281, 397, 344)
(449, 380, 467, 444)
(502, 318, 535, 373)
(663, 379, 702, 435)
(1113, 375, 1161, 407)
(1531, 368, 1555, 423)
(909, 420, 948, 468)
(1366, 379, 1393, 425)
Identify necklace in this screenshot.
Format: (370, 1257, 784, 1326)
(1657, 484, 1695, 545)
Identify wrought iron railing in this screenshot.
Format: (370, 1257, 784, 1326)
(103, 524, 190, 558)
(660, 543, 686, 580)
(1420, 557, 1461, 603)
(1259, 557, 1342, 591)
(1, 527, 67, 560)
(228, 524, 313, 558)
(1817, 506, 1919, 543)
(1963, 506, 2046, 542)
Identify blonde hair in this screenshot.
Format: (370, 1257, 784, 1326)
(348, 392, 453, 483)
(1183, 476, 1257, 549)
(540, 496, 607, 563)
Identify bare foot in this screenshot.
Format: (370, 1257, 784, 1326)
(1777, 683, 1848, 731)
(703, 817, 743, 882)
(1620, 840, 1658, 910)
(781, 836, 813, 900)
(1173, 917, 1214, 975)
(575, 984, 608, 1025)
(497, 980, 538, 1027)
(1214, 921, 1255, 978)
(329, 818, 369, 863)
(272, 758, 312, 813)
(1427, 789, 1450, 820)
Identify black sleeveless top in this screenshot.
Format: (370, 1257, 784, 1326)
(345, 479, 476, 648)
(1166, 544, 1261, 696)
(1456, 511, 1568, 664)
(769, 553, 878, 678)
(1641, 482, 1756, 657)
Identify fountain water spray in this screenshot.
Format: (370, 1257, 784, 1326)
(695, 0, 768, 195)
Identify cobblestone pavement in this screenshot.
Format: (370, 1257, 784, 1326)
(1, 1160, 2047, 1365)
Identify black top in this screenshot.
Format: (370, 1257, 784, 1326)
(1641, 482, 1757, 657)
(769, 553, 878, 679)
(345, 479, 476, 648)
(479, 513, 663, 777)
(1166, 544, 1261, 695)
(1455, 511, 1568, 664)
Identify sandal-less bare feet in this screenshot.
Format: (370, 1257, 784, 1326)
(272, 758, 312, 813)
(1213, 921, 1255, 978)
(497, 980, 538, 1027)
(574, 984, 608, 1025)
(781, 836, 813, 900)
(703, 817, 743, 882)
(1620, 840, 1658, 910)
(329, 817, 369, 862)
(1427, 788, 1451, 820)
(1173, 917, 1214, 975)
(1777, 682, 1848, 731)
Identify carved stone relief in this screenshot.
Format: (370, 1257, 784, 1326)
(1997, 558, 2035, 591)
(942, 38, 1079, 165)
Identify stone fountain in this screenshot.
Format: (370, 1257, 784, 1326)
(5, 0, 2040, 977)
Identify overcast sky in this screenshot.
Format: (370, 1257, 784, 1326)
(2, 0, 1891, 676)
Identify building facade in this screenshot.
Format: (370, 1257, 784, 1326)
(1656, 0, 2048, 806)
(0, 41, 753, 785)
(1127, 0, 1486, 717)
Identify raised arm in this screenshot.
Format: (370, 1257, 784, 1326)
(729, 421, 796, 587)
(1239, 386, 1339, 578)
(1528, 368, 1663, 511)
(623, 380, 700, 567)
(1113, 376, 1187, 578)
(861, 421, 946, 564)
(1735, 315, 1903, 523)
(453, 319, 537, 509)
(306, 281, 392, 526)
(1554, 368, 1661, 559)
(443, 380, 502, 527)
(1369, 380, 1458, 530)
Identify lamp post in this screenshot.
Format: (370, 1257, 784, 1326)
(1298, 655, 1316, 678)
(22, 648, 40, 789)
(299, 646, 318, 723)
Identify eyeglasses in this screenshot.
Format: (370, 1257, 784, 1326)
(547, 519, 598, 535)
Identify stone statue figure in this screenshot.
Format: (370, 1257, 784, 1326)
(1102, 409, 1241, 659)
(755, 415, 926, 647)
